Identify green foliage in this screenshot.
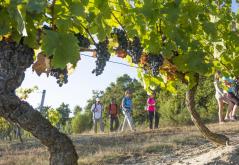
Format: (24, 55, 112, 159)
(56, 103, 71, 126)
(47, 108, 61, 127)
(85, 75, 219, 127)
(73, 105, 83, 116)
(85, 74, 148, 128)
(37, 105, 52, 118)
(0, 0, 237, 82)
(16, 86, 38, 100)
(71, 111, 92, 134)
(158, 76, 218, 126)
(0, 117, 12, 139)
(42, 31, 80, 68)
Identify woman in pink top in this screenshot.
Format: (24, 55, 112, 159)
(147, 93, 159, 129)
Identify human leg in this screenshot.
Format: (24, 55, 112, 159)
(154, 111, 159, 129)
(125, 111, 134, 131)
(99, 118, 104, 132)
(148, 111, 154, 129)
(231, 105, 238, 121)
(217, 98, 224, 122)
(110, 117, 114, 132)
(93, 119, 98, 133)
(114, 117, 119, 131)
(121, 114, 127, 132)
(225, 101, 234, 121)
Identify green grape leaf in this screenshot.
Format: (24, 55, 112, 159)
(70, 1, 85, 17)
(42, 31, 80, 68)
(8, 7, 26, 36)
(185, 73, 197, 89)
(166, 81, 177, 94)
(26, 0, 47, 14)
(0, 8, 11, 35)
(56, 18, 72, 32)
(173, 51, 212, 74)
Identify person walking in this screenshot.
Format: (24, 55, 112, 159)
(214, 73, 234, 123)
(91, 98, 104, 133)
(108, 98, 119, 132)
(121, 90, 135, 132)
(147, 92, 159, 129)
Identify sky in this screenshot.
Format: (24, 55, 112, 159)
(21, 1, 239, 113)
(21, 53, 138, 111)
(232, 0, 239, 12)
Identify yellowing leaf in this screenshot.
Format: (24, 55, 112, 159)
(32, 52, 51, 76)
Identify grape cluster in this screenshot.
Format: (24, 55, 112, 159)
(50, 68, 68, 87)
(75, 33, 91, 48)
(128, 37, 143, 64)
(92, 39, 111, 76)
(112, 28, 128, 50)
(148, 54, 164, 76)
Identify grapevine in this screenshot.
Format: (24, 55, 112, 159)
(75, 33, 90, 48)
(128, 36, 143, 64)
(112, 28, 128, 51)
(92, 39, 111, 76)
(147, 54, 164, 76)
(50, 68, 68, 87)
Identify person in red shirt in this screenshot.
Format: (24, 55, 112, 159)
(108, 98, 119, 132)
(147, 93, 159, 129)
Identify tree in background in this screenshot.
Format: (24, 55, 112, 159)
(84, 74, 148, 129)
(56, 103, 71, 127)
(158, 76, 218, 126)
(36, 105, 52, 118)
(73, 105, 82, 116)
(71, 111, 92, 134)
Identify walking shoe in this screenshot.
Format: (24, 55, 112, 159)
(230, 116, 237, 121)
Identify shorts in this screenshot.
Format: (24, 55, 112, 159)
(228, 92, 239, 105)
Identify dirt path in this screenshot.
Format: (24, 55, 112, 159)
(0, 122, 238, 165)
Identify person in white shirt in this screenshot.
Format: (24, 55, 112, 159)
(91, 98, 104, 133)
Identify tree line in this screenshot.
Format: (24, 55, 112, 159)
(0, 74, 218, 138)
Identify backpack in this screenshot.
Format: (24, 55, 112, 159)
(109, 103, 118, 116)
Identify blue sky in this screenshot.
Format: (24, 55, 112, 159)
(232, 0, 239, 12)
(21, 1, 238, 113)
(21, 54, 138, 111)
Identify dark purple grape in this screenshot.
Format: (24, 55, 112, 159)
(75, 33, 91, 48)
(148, 54, 164, 76)
(50, 68, 68, 87)
(92, 39, 110, 76)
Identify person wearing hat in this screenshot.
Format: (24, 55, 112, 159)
(91, 97, 104, 133)
(121, 90, 135, 132)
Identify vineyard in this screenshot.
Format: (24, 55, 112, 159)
(0, 0, 239, 164)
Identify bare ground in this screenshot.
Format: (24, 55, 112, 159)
(0, 122, 239, 165)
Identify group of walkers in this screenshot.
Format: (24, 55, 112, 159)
(214, 72, 239, 124)
(90, 70, 239, 133)
(91, 90, 159, 133)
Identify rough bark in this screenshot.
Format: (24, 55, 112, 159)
(0, 41, 78, 164)
(186, 74, 229, 146)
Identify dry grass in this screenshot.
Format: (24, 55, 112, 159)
(0, 121, 238, 165)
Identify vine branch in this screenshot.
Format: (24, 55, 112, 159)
(111, 12, 127, 34)
(50, 0, 57, 30)
(78, 22, 97, 45)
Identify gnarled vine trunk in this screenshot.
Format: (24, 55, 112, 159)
(186, 74, 229, 145)
(0, 41, 78, 164)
